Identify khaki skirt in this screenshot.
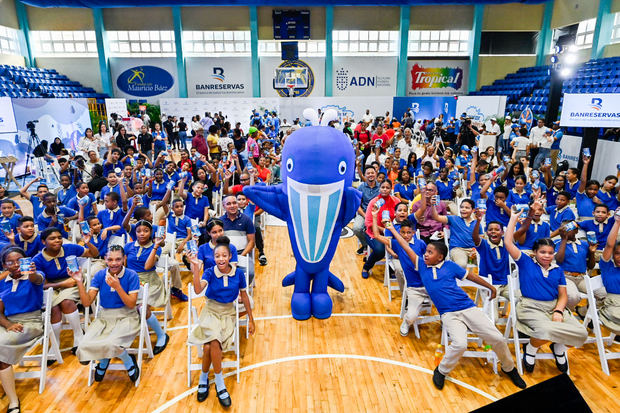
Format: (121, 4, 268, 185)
(188, 299, 236, 351)
(0, 311, 43, 365)
(599, 293, 620, 336)
(52, 284, 81, 307)
(516, 297, 588, 347)
(76, 306, 140, 362)
(137, 271, 167, 308)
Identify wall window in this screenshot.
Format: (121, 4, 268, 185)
(30, 30, 96, 57)
(408, 30, 470, 56)
(575, 18, 596, 48)
(108, 30, 175, 57)
(183, 31, 250, 56)
(612, 13, 620, 43)
(258, 40, 325, 57)
(332, 30, 398, 56)
(0, 25, 22, 56)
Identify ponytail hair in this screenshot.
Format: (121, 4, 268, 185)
(213, 235, 231, 255)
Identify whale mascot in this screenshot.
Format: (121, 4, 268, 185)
(243, 109, 361, 320)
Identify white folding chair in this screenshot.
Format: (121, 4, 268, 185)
(236, 255, 253, 339)
(186, 282, 240, 387)
(87, 283, 153, 387)
(59, 261, 94, 346)
(582, 275, 619, 375)
(153, 253, 172, 331)
(16, 288, 64, 393)
(441, 276, 499, 374)
(383, 237, 400, 301)
(399, 292, 439, 339)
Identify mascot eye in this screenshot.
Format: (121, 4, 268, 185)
(338, 160, 347, 175)
(286, 158, 294, 172)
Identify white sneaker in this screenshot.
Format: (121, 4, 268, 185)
(400, 319, 410, 336)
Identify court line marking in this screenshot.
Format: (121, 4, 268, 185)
(150, 354, 498, 413)
(165, 313, 400, 331)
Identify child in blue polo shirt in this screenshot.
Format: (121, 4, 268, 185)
(430, 198, 476, 269)
(35, 193, 77, 239)
(198, 219, 239, 269)
(57, 174, 77, 206)
(578, 204, 615, 253)
(575, 155, 600, 219)
(33, 227, 98, 354)
(77, 202, 110, 277)
(10, 217, 43, 257)
(482, 186, 511, 228)
(387, 226, 525, 391)
(597, 175, 619, 211)
(19, 177, 49, 218)
(514, 200, 550, 252)
(148, 169, 169, 202)
(547, 191, 575, 236)
(100, 170, 126, 201)
(473, 213, 510, 300)
(507, 176, 530, 205)
(505, 208, 588, 374)
(70, 246, 141, 383)
(97, 192, 126, 245)
(598, 213, 620, 335)
(67, 182, 98, 218)
(188, 236, 255, 406)
(0, 200, 21, 243)
(0, 246, 44, 412)
(179, 180, 211, 227)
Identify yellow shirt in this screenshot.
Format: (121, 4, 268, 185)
(207, 134, 220, 154)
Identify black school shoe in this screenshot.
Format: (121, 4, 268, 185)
(217, 388, 232, 408)
(522, 343, 536, 373)
(502, 367, 527, 389)
(153, 334, 170, 355)
(197, 380, 209, 403)
(432, 367, 445, 390)
(550, 343, 568, 373)
(127, 355, 140, 382)
(94, 362, 109, 382)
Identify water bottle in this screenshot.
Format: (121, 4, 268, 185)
(434, 344, 444, 367)
(476, 198, 487, 211)
(545, 158, 552, 166)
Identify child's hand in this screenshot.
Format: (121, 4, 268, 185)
(82, 233, 91, 245)
(7, 322, 24, 333)
(248, 319, 255, 335)
(101, 228, 108, 240)
(106, 273, 121, 291)
(68, 269, 83, 284)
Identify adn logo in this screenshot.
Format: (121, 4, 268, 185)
(336, 68, 349, 91)
(591, 98, 602, 111)
(212, 67, 225, 82)
(117, 65, 174, 97)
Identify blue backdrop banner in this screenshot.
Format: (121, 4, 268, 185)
(392, 96, 457, 123)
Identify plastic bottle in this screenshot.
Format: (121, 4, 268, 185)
(484, 344, 492, 365)
(434, 344, 444, 367)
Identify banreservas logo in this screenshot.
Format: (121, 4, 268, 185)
(116, 66, 174, 97)
(591, 98, 602, 111)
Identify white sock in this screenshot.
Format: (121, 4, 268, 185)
(52, 321, 62, 348)
(553, 343, 567, 364)
(65, 310, 84, 347)
(525, 342, 539, 365)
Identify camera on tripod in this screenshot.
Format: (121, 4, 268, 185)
(26, 120, 38, 135)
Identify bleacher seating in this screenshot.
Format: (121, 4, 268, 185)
(0, 64, 108, 101)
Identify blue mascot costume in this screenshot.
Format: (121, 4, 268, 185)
(243, 109, 361, 320)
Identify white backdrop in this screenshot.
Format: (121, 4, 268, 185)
(560, 93, 620, 127)
(558, 134, 583, 168)
(186, 57, 252, 98)
(110, 57, 178, 102)
(260, 57, 325, 97)
(406, 59, 469, 96)
(104, 98, 128, 124)
(455, 95, 507, 128)
(592, 140, 620, 182)
(0, 97, 17, 133)
(278, 96, 393, 124)
(332, 56, 397, 97)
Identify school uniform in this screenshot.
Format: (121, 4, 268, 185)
(475, 239, 510, 299)
(485, 193, 511, 227)
(565, 180, 580, 199)
(414, 258, 515, 375)
(100, 184, 123, 200)
(124, 241, 166, 308)
(435, 180, 453, 201)
(30, 195, 45, 218)
(15, 233, 44, 257)
(546, 187, 563, 207)
(102, 160, 124, 178)
(0, 213, 21, 243)
(198, 241, 239, 269)
(150, 181, 168, 201)
(394, 182, 416, 201)
(0, 275, 44, 365)
(597, 189, 619, 211)
(164, 171, 180, 184)
(555, 239, 594, 306)
(599, 258, 620, 335)
(546, 205, 576, 232)
(36, 206, 76, 239)
(446, 216, 476, 268)
(167, 213, 191, 238)
(390, 237, 428, 325)
(507, 189, 530, 206)
(188, 265, 247, 351)
(579, 218, 614, 250)
(76, 268, 141, 362)
(516, 220, 550, 251)
(576, 191, 596, 219)
(88, 232, 111, 275)
(97, 207, 126, 238)
(514, 253, 588, 347)
(67, 193, 97, 218)
(33, 244, 85, 306)
(57, 185, 77, 206)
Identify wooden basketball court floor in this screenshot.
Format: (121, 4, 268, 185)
(4, 224, 620, 412)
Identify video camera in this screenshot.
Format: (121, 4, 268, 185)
(26, 120, 38, 134)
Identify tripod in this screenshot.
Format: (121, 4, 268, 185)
(22, 126, 59, 187)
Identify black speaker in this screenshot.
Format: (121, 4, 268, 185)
(282, 42, 298, 61)
(471, 374, 592, 413)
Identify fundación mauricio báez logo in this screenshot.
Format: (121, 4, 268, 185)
(335, 67, 391, 91)
(117, 66, 174, 97)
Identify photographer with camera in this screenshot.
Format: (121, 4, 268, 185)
(456, 117, 479, 149)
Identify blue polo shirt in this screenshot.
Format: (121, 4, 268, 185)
(597, 190, 619, 211)
(97, 207, 125, 237)
(475, 239, 509, 285)
(579, 218, 614, 249)
(546, 187, 562, 207)
(57, 185, 77, 206)
(394, 183, 416, 201)
(416, 259, 475, 315)
(103, 160, 124, 178)
(203, 266, 247, 304)
(546, 205, 576, 231)
(555, 239, 588, 274)
(66, 194, 97, 218)
(33, 244, 85, 282)
(124, 241, 161, 273)
(390, 237, 426, 288)
(220, 212, 255, 249)
(576, 191, 596, 218)
(89, 232, 110, 258)
(150, 181, 168, 201)
(515, 253, 566, 301)
(164, 171, 179, 183)
(198, 241, 238, 269)
(30, 195, 45, 218)
(0, 276, 44, 317)
(516, 220, 550, 250)
(167, 213, 191, 237)
(358, 181, 380, 211)
(0, 214, 21, 242)
(550, 129, 563, 150)
(446, 216, 476, 249)
(435, 180, 454, 201)
(565, 180, 580, 199)
(15, 233, 44, 257)
(100, 184, 124, 200)
(600, 258, 620, 294)
(485, 193, 511, 227)
(90, 268, 140, 309)
(526, 181, 547, 194)
(36, 206, 77, 239)
(507, 189, 530, 205)
(128, 224, 160, 242)
(185, 193, 211, 221)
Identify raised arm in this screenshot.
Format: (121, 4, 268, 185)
(602, 215, 620, 262)
(371, 207, 390, 246)
(386, 224, 419, 265)
(430, 201, 448, 224)
(472, 208, 483, 246)
(19, 176, 41, 200)
(504, 207, 522, 260)
(555, 227, 568, 264)
(578, 155, 590, 193)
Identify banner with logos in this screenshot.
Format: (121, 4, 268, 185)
(406, 59, 469, 96)
(560, 93, 620, 127)
(278, 96, 393, 125)
(592, 140, 620, 182)
(159, 97, 280, 133)
(186, 57, 252, 98)
(557, 134, 582, 168)
(104, 98, 128, 124)
(0, 97, 17, 134)
(260, 57, 325, 98)
(110, 58, 178, 101)
(393, 96, 457, 122)
(455, 95, 507, 128)
(332, 56, 397, 97)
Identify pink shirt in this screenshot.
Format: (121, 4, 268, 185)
(365, 194, 401, 238)
(246, 137, 259, 157)
(411, 199, 447, 237)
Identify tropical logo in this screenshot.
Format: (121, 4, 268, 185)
(212, 67, 225, 82)
(410, 64, 463, 90)
(591, 97, 602, 111)
(276, 59, 314, 98)
(116, 65, 174, 97)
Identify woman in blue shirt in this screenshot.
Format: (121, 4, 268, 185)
(406, 152, 421, 177)
(123, 221, 169, 355)
(69, 246, 141, 383)
(188, 236, 255, 406)
(598, 214, 620, 335)
(505, 208, 588, 374)
(430, 198, 476, 269)
(0, 247, 43, 413)
(393, 169, 416, 202)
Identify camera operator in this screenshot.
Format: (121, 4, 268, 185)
(429, 119, 448, 153)
(456, 117, 479, 148)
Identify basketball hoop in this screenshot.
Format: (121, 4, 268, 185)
(286, 76, 296, 97)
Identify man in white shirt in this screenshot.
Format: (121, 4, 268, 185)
(500, 116, 513, 154)
(479, 117, 501, 152)
(397, 128, 416, 162)
(362, 109, 373, 124)
(529, 119, 549, 168)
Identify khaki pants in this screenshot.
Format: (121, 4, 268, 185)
(392, 259, 405, 292)
(439, 307, 515, 375)
(564, 276, 585, 310)
(566, 274, 607, 301)
(403, 286, 430, 325)
(450, 247, 475, 269)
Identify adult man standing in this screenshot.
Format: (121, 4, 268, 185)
(500, 116, 513, 154)
(528, 118, 547, 166)
(362, 109, 373, 124)
(192, 128, 209, 158)
(353, 167, 380, 255)
(549, 121, 564, 168)
(480, 117, 500, 151)
(137, 125, 153, 160)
